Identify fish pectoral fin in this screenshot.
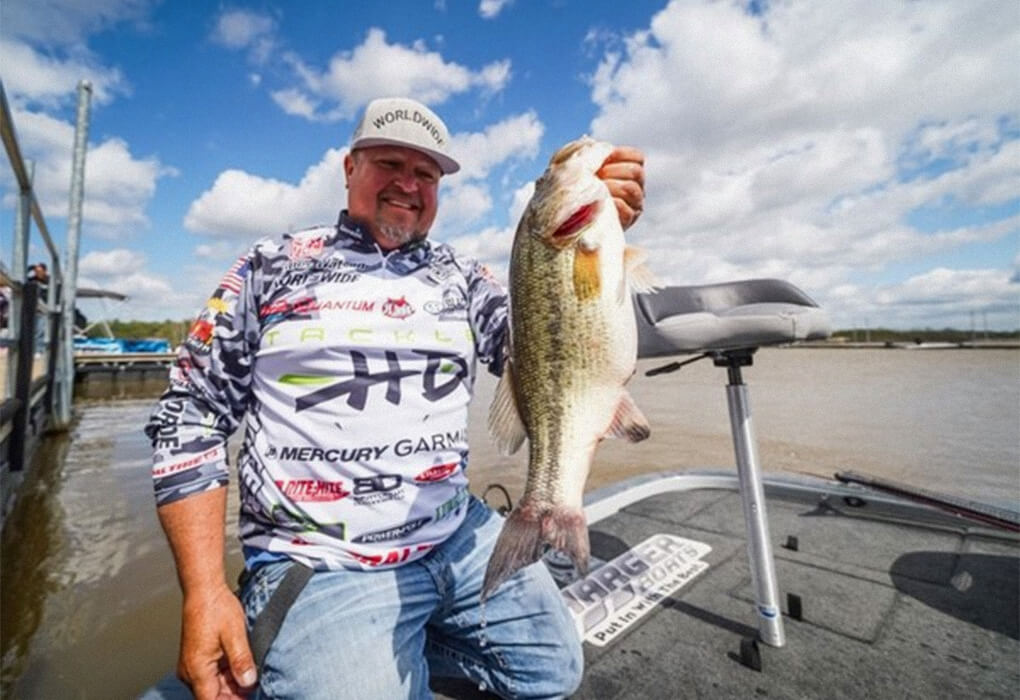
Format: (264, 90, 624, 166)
(624, 245, 659, 294)
(487, 359, 527, 456)
(573, 246, 602, 301)
(607, 390, 652, 443)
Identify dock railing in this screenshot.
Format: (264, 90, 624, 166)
(1, 78, 91, 492)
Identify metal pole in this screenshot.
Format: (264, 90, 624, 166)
(725, 361, 786, 647)
(54, 80, 92, 428)
(8, 160, 32, 398)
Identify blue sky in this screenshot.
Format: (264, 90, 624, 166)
(1, 0, 1017, 330)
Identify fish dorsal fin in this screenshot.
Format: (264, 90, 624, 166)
(624, 245, 659, 295)
(606, 390, 651, 443)
(488, 357, 527, 456)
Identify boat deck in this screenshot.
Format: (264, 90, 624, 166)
(439, 472, 1019, 699)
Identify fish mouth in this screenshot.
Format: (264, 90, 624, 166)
(550, 201, 600, 246)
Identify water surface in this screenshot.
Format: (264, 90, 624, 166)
(2, 348, 1017, 698)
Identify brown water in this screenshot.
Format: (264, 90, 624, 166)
(2, 349, 1018, 699)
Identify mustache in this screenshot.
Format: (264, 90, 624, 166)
(379, 188, 422, 209)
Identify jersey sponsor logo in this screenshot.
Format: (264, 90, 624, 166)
(352, 473, 405, 505)
(347, 543, 434, 567)
(275, 479, 351, 502)
(289, 236, 324, 260)
(259, 298, 377, 318)
(423, 286, 469, 319)
(188, 319, 214, 345)
(351, 517, 430, 544)
(269, 444, 390, 462)
(290, 350, 470, 412)
(207, 297, 230, 314)
(382, 296, 415, 319)
(277, 270, 361, 287)
(152, 445, 226, 477)
(435, 487, 469, 521)
(394, 430, 467, 457)
(414, 461, 460, 483)
(268, 504, 347, 541)
(264, 325, 473, 347)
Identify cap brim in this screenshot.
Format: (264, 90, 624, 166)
(351, 137, 460, 175)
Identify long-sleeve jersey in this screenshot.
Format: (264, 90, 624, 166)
(145, 212, 508, 571)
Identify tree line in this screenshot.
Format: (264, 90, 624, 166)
(90, 319, 193, 345)
(94, 319, 1018, 347)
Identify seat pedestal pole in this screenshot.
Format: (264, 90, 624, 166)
(718, 350, 786, 648)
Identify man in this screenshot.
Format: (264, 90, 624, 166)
(145, 97, 645, 699)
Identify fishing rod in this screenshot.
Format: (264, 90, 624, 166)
(836, 470, 1020, 533)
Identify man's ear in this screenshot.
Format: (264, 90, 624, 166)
(343, 153, 354, 188)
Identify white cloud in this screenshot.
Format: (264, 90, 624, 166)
(450, 111, 544, 180)
(0, 38, 127, 108)
(433, 182, 492, 235)
(184, 148, 347, 238)
(79, 248, 147, 275)
(0, 109, 175, 237)
(479, 0, 513, 19)
(1, 0, 153, 46)
(209, 8, 277, 64)
(584, 0, 1019, 329)
(277, 28, 512, 121)
(185, 109, 545, 241)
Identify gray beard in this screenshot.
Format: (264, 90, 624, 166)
(377, 222, 426, 248)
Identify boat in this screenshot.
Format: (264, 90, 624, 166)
(146, 279, 1020, 699)
(455, 278, 1018, 698)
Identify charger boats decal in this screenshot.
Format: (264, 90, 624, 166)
(559, 534, 711, 647)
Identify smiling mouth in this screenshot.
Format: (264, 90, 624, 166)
(381, 194, 420, 212)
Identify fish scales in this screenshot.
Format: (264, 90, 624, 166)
(483, 137, 655, 600)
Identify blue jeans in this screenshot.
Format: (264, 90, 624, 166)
(240, 496, 582, 699)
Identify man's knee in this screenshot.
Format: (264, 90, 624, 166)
(515, 626, 584, 699)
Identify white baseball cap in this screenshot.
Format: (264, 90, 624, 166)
(350, 97, 460, 175)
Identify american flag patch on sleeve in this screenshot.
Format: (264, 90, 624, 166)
(219, 256, 250, 295)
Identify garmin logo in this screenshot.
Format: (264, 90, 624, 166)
(372, 109, 446, 146)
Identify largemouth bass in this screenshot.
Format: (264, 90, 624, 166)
(483, 137, 656, 600)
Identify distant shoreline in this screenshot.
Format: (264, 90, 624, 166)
(794, 340, 1020, 350)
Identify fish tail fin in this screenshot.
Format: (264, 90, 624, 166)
(624, 245, 659, 294)
(482, 504, 590, 601)
(607, 389, 651, 442)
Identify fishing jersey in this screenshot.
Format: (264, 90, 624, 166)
(145, 212, 508, 571)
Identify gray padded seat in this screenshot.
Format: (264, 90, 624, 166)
(634, 279, 831, 358)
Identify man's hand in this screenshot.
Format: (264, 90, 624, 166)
(598, 146, 645, 231)
(178, 584, 257, 699)
(157, 488, 256, 699)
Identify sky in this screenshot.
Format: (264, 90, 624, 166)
(1, 0, 1017, 331)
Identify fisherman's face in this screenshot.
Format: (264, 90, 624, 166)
(344, 145, 441, 251)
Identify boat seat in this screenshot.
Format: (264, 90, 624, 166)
(634, 278, 830, 357)
(630, 278, 830, 651)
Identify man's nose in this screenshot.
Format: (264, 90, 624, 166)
(391, 168, 419, 191)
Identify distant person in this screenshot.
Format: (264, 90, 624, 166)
(0, 284, 9, 332)
(27, 262, 48, 287)
(145, 97, 646, 700)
